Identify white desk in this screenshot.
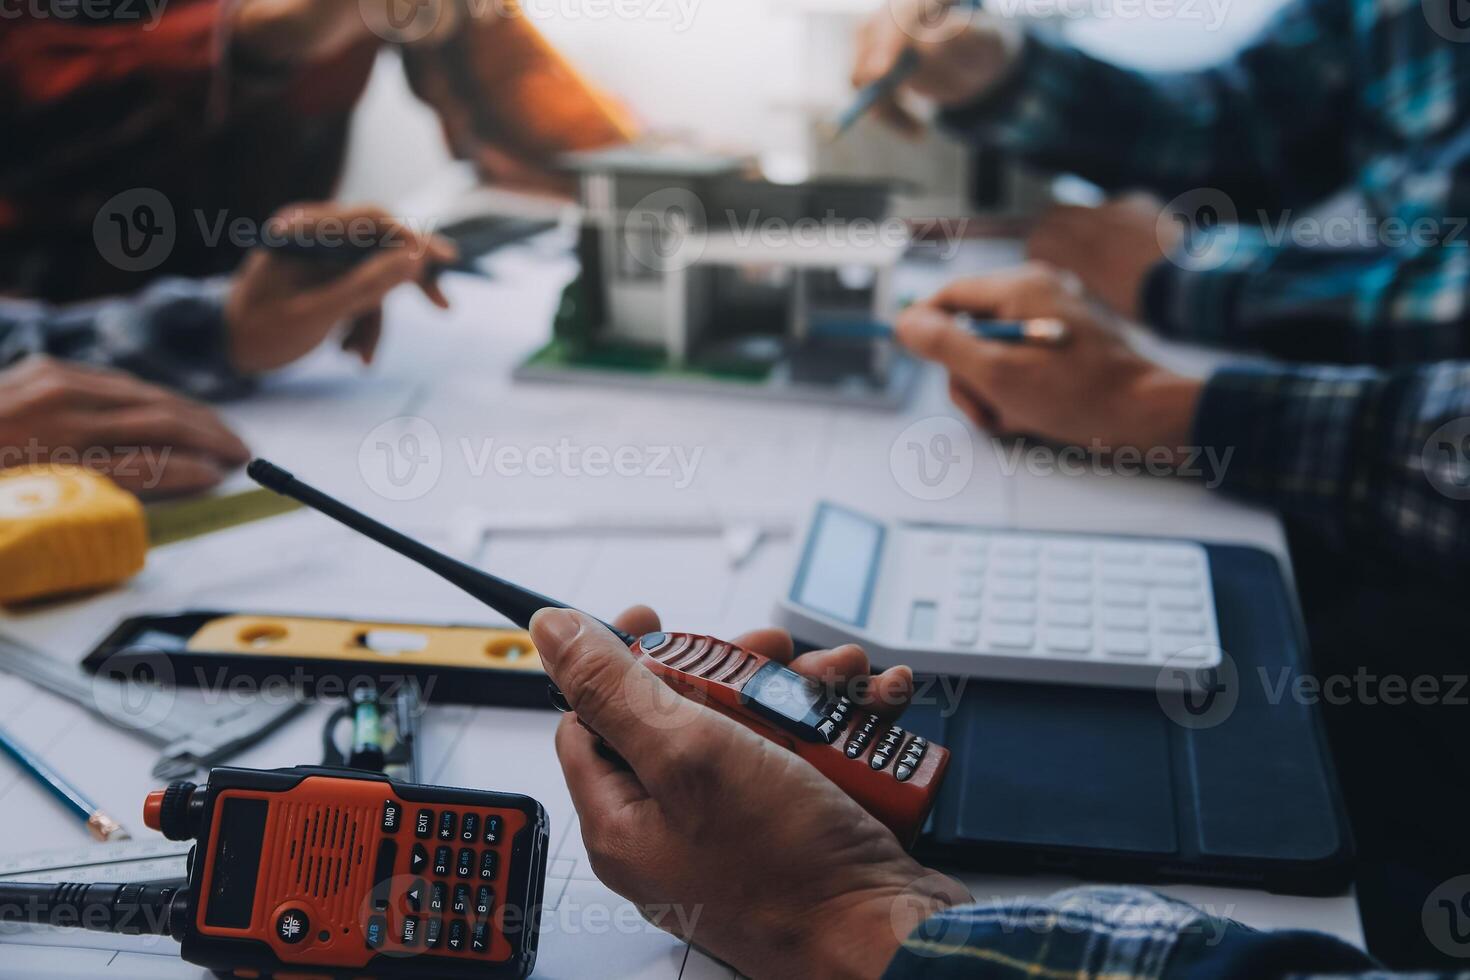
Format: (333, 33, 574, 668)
(0, 240, 1360, 978)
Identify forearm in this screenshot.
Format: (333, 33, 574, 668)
(883, 887, 1379, 979)
(939, 6, 1351, 209)
(1192, 362, 1470, 571)
(1143, 235, 1470, 364)
(0, 278, 251, 401)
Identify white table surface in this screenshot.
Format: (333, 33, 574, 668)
(0, 238, 1360, 977)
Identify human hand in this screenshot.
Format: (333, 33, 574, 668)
(533, 605, 970, 980)
(0, 357, 250, 498)
(231, 0, 381, 63)
(1025, 195, 1179, 320)
(225, 204, 458, 374)
(896, 264, 1204, 459)
(852, 0, 1023, 136)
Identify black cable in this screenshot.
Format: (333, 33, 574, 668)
(0, 882, 182, 937)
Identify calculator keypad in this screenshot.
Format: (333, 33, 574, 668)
(911, 532, 1220, 679)
(369, 802, 512, 961)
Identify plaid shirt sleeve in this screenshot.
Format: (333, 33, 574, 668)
(1142, 225, 1470, 365)
(1192, 362, 1470, 570)
(939, 0, 1355, 212)
(0, 278, 250, 401)
(883, 887, 1385, 979)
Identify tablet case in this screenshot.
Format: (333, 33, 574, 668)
(888, 544, 1353, 896)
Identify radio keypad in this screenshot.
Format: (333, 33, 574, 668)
(845, 715, 878, 759)
(870, 726, 905, 771)
(382, 805, 511, 958)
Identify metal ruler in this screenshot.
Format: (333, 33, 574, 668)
(0, 632, 304, 780)
(0, 839, 190, 885)
(144, 488, 302, 548)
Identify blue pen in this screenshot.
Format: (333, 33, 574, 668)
(809, 313, 1071, 347)
(0, 723, 129, 841)
(833, 48, 922, 136)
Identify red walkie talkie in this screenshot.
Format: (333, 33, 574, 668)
(248, 460, 950, 845)
(0, 766, 548, 978)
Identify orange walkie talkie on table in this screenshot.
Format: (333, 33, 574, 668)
(0, 766, 549, 978)
(246, 460, 950, 846)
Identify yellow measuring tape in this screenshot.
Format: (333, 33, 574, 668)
(0, 465, 147, 605)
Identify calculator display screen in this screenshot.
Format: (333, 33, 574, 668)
(793, 506, 883, 626)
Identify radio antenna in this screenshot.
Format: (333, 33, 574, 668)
(248, 460, 636, 646)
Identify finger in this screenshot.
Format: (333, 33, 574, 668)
(555, 712, 650, 819)
(101, 450, 225, 499)
(613, 605, 662, 638)
(948, 376, 998, 431)
(787, 643, 872, 686)
(923, 266, 1075, 318)
(294, 251, 420, 328)
(730, 627, 794, 663)
(418, 272, 452, 310)
(25, 361, 185, 411)
(532, 608, 713, 782)
(91, 404, 251, 466)
(895, 305, 1015, 388)
(343, 309, 383, 365)
(860, 665, 916, 719)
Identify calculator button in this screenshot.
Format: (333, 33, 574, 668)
(1102, 632, 1150, 657)
(461, 813, 478, 842)
(995, 540, 1038, 558)
(471, 921, 490, 952)
(457, 847, 475, 878)
(1100, 545, 1144, 563)
(990, 579, 1037, 600)
(984, 625, 1035, 649)
(955, 575, 983, 597)
(408, 844, 428, 876)
(381, 801, 401, 834)
(1043, 561, 1091, 582)
(1043, 628, 1093, 653)
(400, 915, 421, 947)
(482, 815, 503, 845)
(958, 538, 984, 555)
(371, 841, 396, 910)
(1154, 589, 1205, 611)
(991, 560, 1038, 581)
(434, 846, 452, 877)
(415, 809, 434, 838)
(424, 916, 443, 949)
(364, 914, 387, 949)
(949, 625, 979, 647)
(1100, 585, 1147, 607)
(438, 811, 457, 841)
(955, 559, 985, 576)
(1044, 542, 1090, 559)
(1048, 582, 1092, 603)
(452, 883, 471, 915)
(446, 919, 466, 952)
(405, 879, 426, 912)
(475, 886, 494, 919)
(1101, 608, 1148, 631)
(1156, 612, 1207, 634)
(990, 601, 1036, 624)
(952, 600, 981, 621)
(1043, 605, 1090, 627)
(480, 850, 499, 880)
(429, 882, 446, 913)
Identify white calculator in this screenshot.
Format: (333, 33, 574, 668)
(773, 502, 1223, 690)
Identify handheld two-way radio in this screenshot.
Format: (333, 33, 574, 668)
(246, 459, 950, 845)
(0, 766, 548, 978)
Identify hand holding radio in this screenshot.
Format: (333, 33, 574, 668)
(534, 607, 972, 980)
